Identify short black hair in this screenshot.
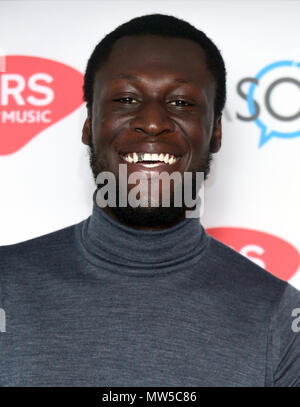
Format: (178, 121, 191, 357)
(84, 13, 226, 118)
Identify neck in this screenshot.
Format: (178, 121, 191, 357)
(76, 190, 209, 274)
(101, 205, 187, 231)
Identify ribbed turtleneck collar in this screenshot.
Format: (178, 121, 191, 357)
(76, 190, 209, 275)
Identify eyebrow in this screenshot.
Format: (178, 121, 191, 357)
(113, 73, 192, 84)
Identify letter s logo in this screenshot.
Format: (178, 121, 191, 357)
(27, 73, 54, 106)
(240, 244, 266, 269)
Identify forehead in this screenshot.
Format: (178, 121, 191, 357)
(95, 34, 213, 85)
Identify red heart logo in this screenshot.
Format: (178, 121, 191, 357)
(0, 55, 84, 155)
(206, 227, 300, 281)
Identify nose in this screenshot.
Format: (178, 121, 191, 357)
(130, 100, 175, 136)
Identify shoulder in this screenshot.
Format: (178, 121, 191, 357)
(204, 233, 300, 383)
(0, 220, 85, 270)
(267, 281, 300, 386)
(204, 233, 289, 304)
(0, 220, 88, 313)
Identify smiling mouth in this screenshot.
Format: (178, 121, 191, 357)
(119, 152, 181, 168)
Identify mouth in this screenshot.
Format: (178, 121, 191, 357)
(119, 152, 182, 168)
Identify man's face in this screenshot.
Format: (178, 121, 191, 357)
(82, 34, 222, 229)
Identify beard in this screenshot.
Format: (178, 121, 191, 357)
(88, 139, 212, 228)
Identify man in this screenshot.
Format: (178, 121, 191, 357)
(0, 14, 299, 387)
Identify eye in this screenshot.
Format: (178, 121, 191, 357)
(168, 99, 194, 107)
(113, 97, 139, 104)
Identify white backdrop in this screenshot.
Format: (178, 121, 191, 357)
(0, 0, 299, 289)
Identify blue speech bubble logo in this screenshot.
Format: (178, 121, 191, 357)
(247, 60, 300, 147)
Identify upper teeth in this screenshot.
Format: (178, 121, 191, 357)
(122, 152, 177, 165)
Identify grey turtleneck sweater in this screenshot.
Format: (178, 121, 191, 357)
(0, 191, 299, 386)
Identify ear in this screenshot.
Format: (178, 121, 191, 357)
(209, 115, 222, 153)
(82, 112, 92, 146)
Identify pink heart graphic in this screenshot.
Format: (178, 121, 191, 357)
(206, 226, 300, 281)
(0, 55, 84, 155)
